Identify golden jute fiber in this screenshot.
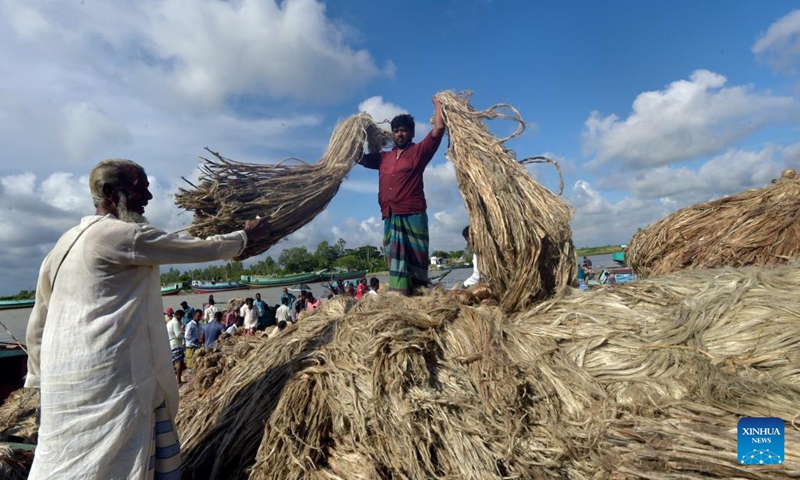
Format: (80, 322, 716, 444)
(175, 265, 800, 479)
(436, 90, 576, 311)
(174, 114, 391, 261)
(627, 169, 800, 277)
(0, 388, 39, 480)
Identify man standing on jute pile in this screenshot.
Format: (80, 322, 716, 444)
(25, 159, 270, 480)
(359, 96, 446, 295)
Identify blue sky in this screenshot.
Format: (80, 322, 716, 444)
(2, 0, 800, 295)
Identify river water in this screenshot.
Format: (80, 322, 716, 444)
(0, 254, 624, 347)
(0, 268, 476, 346)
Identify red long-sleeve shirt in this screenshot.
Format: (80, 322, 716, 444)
(360, 131, 444, 218)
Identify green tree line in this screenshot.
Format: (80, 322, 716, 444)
(157, 238, 472, 285)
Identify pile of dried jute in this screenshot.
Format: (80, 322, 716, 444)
(0, 388, 39, 480)
(175, 265, 800, 479)
(0, 388, 38, 445)
(436, 90, 576, 311)
(0, 445, 32, 480)
(174, 114, 391, 260)
(627, 169, 800, 277)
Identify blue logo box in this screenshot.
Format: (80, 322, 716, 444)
(738, 417, 784, 465)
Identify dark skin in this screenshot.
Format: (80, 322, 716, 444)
(97, 165, 272, 240)
(391, 96, 445, 152)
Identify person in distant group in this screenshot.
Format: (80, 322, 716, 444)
(276, 297, 291, 325)
(180, 300, 195, 326)
(261, 304, 277, 330)
(204, 311, 226, 347)
(225, 316, 244, 334)
(167, 309, 186, 385)
(356, 278, 368, 299)
(268, 320, 288, 339)
(305, 292, 322, 312)
(203, 297, 218, 324)
(184, 309, 203, 368)
(164, 306, 174, 324)
(240, 297, 258, 334)
(461, 225, 482, 288)
(224, 303, 237, 328)
(344, 283, 356, 298)
(280, 287, 296, 309)
(582, 256, 593, 270)
(359, 96, 446, 295)
(253, 292, 269, 328)
(368, 277, 380, 296)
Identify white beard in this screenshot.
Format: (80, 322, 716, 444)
(117, 193, 149, 224)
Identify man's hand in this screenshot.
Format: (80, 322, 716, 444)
(244, 216, 271, 242)
(431, 94, 445, 138)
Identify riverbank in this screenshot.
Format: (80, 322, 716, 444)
(0, 267, 475, 346)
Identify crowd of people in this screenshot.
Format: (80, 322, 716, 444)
(162, 277, 382, 384)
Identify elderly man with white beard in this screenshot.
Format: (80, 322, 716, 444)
(25, 158, 271, 480)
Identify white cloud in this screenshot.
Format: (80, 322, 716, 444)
(568, 143, 796, 248)
(357, 95, 431, 137)
(583, 70, 796, 168)
(753, 9, 800, 74)
(2, 0, 392, 112)
(61, 102, 132, 162)
(358, 96, 407, 125)
(3, 2, 50, 41)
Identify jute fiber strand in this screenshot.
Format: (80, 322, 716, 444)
(0, 388, 38, 480)
(0, 445, 32, 480)
(174, 114, 391, 261)
(435, 90, 576, 312)
(174, 265, 800, 479)
(627, 169, 800, 278)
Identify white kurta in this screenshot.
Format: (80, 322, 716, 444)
(25, 215, 247, 480)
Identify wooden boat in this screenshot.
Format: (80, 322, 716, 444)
(191, 281, 249, 294)
(327, 270, 368, 282)
(160, 283, 183, 296)
(0, 344, 27, 403)
(0, 299, 35, 310)
(241, 270, 325, 288)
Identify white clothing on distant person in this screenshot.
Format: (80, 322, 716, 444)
(166, 317, 183, 349)
(268, 324, 286, 339)
(25, 214, 248, 480)
(275, 304, 291, 324)
(184, 319, 202, 348)
(367, 289, 378, 297)
(225, 324, 238, 334)
(463, 254, 482, 288)
(203, 304, 218, 323)
(240, 304, 258, 330)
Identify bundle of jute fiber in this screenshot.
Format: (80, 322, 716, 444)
(0, 445, 32, 480)
(0, 388, 39, 445)
(435, 90, 576, 312)
(174, 114, 391, 261)
(626, 169, 800, 277)
(189, 330, 268, 391)
(0, 388, 39, 480)
(175, 265, 799, 479)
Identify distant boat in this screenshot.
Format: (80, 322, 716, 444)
(191, 281, 249, 294)
(241, 270, 325, 289)
(0, 299, 35, 310)
(161, 283, 183, 296)
(328, 270, 368, 282)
